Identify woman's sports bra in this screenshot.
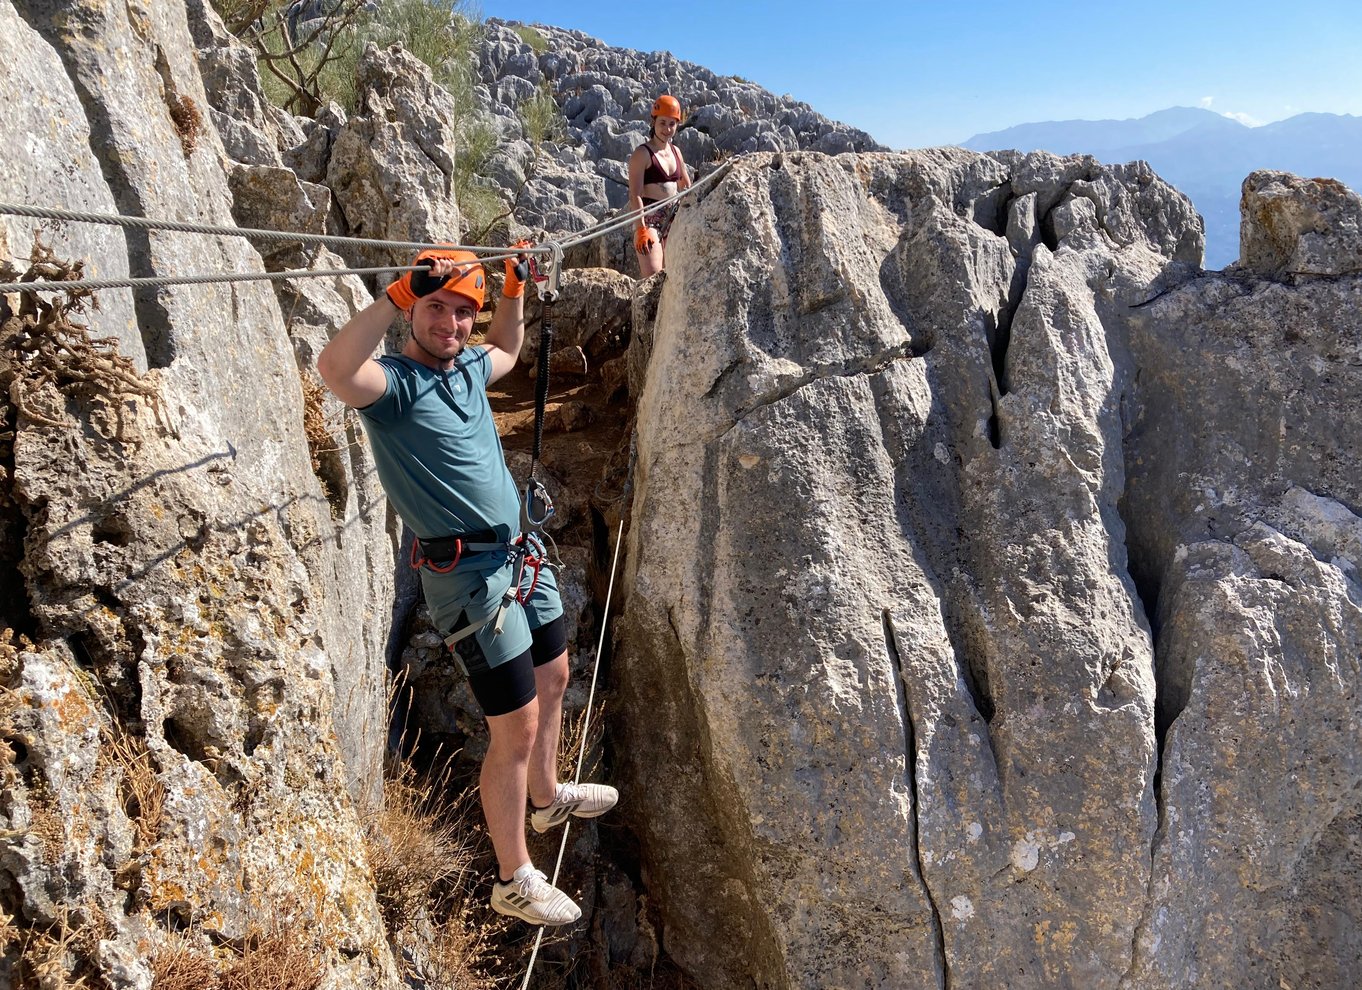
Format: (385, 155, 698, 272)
(642, 143, 681, 185)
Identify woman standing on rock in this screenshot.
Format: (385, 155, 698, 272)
(629, 94, 691, 277)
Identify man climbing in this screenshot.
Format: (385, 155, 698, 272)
(316, 247, 618, 926)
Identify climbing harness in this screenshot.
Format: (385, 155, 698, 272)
(422, 241, 565, 670)
(409, 528, 551, 674)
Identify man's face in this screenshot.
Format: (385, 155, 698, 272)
(409, 288, 477, 362)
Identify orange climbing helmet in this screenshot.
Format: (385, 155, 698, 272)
(651, 94, 682, 120)
(420, 247, 486, 311)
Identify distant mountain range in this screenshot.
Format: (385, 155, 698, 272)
(960, 107, 1362, 269)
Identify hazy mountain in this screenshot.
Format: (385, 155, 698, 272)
(961, 108, 1362, 269)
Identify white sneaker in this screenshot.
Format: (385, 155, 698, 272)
(490, 864, 581, 926)
(529, 782, 619, 834)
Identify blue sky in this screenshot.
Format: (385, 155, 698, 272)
(478, 1, 1362, 148)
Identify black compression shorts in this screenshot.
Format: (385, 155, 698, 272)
(464, 616, 568, 717)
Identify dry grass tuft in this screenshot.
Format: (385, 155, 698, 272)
(557, 700, 606, 784)
(421, 908, 499, 990)
(6, 904, 104, 990)
(105, 718, 164, 852)
(152, 920, 323, 990)
(298, 368, 347, 518)
(368, 686, 500, 989)
(150, 932, 218, 990)
(219, 925, 323, 990)
(364, 755, 477, 931)
(63, 657, 165, 854)
(298, 370, 334, 476)
(169, 95, 204, 156)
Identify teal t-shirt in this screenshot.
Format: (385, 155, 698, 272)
(357, 347, 562, 668)
(356, 348, 522, 544)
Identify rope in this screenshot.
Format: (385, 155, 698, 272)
(0, 252, 527, 294)
(0, 202, 557, 256)
(0, 162, 729, 294)
(0, 263, 423, 294)
(557, 162, 731, 251)
(529, 315, 553, 478)
(519, 518, 625, 990)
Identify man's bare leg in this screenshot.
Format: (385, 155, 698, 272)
(483, 696, 539, 880)
(528, 651, 569, 809)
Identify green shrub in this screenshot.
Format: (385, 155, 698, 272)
(367, 0, 482, 105)
(240, 0, 481, 116)
(511, 23, 548, 53)
(454, 117, 507, 239)
(517, 82, 562, 147)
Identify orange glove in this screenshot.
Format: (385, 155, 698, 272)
(634, 225, 656, 253)
(502, 240, 533, 298)
(386, 247, 481, 311)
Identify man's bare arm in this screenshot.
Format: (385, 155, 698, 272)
(317, 295, 397, 408)
(481, 290, 525, 384)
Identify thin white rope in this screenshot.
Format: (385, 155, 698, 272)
(518, 518, 625, 990)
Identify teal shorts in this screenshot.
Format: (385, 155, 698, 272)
(420, 550, 563, 670)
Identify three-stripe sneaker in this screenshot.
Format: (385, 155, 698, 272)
(491, 864, 582, 926)
(529, 781, 619, 834)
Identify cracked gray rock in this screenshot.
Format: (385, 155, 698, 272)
(614, 148, 1360, 989)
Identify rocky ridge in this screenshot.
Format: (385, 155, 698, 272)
(472, 19, 883, 266)
(0, 3, 1359, 989)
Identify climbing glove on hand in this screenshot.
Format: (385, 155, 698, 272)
(502, 240, 533, 299)
(387, 248, 466, 311)
(634, 226, 656, 254)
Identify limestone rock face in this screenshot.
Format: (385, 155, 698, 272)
(521, 266, 634, 367)
(1120, 261, 1362, 989)
(0, 0, 140, 365)
(326, 43, 463, 272)
(0, 0, 397, 983)
(616, 148, 1360, 989)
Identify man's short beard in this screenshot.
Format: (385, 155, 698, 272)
(411, 324, 462, 364)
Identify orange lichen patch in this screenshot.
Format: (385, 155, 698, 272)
(145, 875, 192, 916)
(47, 675, 98, 732)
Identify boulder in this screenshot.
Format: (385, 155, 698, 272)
(326, 44, 462, 272)
(1240, 169, 1362, 276)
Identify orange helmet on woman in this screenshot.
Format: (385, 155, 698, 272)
(651, 94, 682, 120)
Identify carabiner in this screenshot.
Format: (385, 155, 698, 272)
(524, 477, 555, 529)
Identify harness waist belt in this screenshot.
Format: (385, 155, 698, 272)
(418, 530, 504, 561)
